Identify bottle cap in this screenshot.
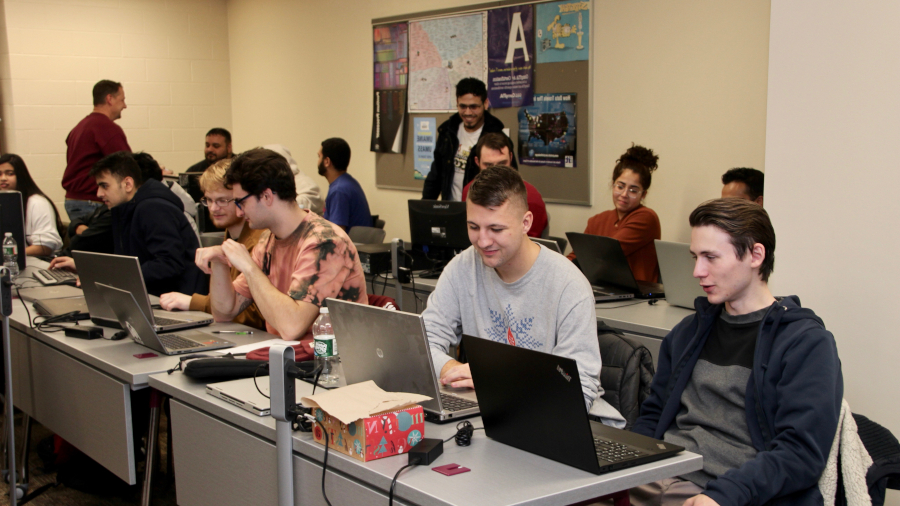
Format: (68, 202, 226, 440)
(320, 307, 329, 314)
(4, 233, 10, 237)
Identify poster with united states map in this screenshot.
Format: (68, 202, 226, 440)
(408, 13, 487, 112)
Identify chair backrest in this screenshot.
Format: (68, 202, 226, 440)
(348, 226, 386, 244)
(371, 214, 386, 229)
(541, 210, 550, 238)
(596, 322, 655, 430)
(367, 295, 398, 311)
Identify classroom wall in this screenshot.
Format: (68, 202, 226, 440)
(0, 0, 232, 208)
(767, 2, 900, 503)
(226, 0, 770, 247)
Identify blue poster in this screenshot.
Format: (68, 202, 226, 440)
(487, 5, 534, 109)
(518, 93, 576, 167)
(535, 0, 590, 64)
(413, 117, 436, 180)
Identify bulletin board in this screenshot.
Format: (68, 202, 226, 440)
(372, 1, 592, 206)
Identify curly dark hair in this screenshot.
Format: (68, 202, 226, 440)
(611, 144, 659, 191)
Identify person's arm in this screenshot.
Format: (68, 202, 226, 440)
(608, 208, 659, 256)
(702, 324, 843, 506)
(323, 189, 350, 229)
(550, 282, 602, 408)
(422, 264, 465, 383)
(25, 196, 63, 254)
(134, 204, 192, 285)
(68, 207, 113, 253)
(422, 132, 447, 200)
(99, 124, 131, 154)
(196, 245, 250, 322)
(630, 323, 680, 437)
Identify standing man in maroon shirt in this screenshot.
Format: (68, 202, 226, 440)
(62, 79, 131, 221)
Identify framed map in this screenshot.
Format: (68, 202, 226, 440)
(408, 13, 487, 112)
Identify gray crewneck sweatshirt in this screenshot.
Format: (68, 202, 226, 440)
(424, 245, 603, 408)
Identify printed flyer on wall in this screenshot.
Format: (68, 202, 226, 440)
(535, 0, 590, 64)
(371, 23, 408, 153)
(517, 93, 576, 167)
(413, 117, 436, 180)
(487, 5, 534, 109)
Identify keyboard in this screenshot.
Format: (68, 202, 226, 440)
(154, 316, 188, 327)
(593, 436, 648, 463)
(34, 268, 77, 286)
(440, 392, 478, 412)
(158, 333, 200, 351)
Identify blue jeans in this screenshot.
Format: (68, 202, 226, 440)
(64, 199, 103, 222)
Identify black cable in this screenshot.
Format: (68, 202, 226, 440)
(33, 311, 83, 333)
(389, 458, 421, 506)
(401, 251, 425, 313)
(314, 419, 334, 506)
(13, 285, 34, 329)
(596, 299, 656, 309)
(443, 420, 483, 446)
(311, 362, 323, 396)
(253, 363, 270, 399)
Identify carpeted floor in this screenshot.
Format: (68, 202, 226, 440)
(0, 413, 176, 506)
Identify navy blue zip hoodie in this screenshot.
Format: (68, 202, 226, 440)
(632, 296, 843, 506)
(111, 178, 207, 297)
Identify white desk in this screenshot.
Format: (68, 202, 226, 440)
(594, 300, 695, 367)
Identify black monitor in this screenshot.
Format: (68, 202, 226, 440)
(407, 200, 470, 277)
(0, 191, 27, 271)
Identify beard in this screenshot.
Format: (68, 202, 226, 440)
(317, 160, 326, 176)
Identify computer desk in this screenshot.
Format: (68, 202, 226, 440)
(6, 294, 269, 504)
(148, 371, 702, 506)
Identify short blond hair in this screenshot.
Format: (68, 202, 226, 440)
(198, 158, 232, 194)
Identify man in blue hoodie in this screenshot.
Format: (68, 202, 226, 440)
(630, 198, 842, 506)
(51, 151, 206, 296)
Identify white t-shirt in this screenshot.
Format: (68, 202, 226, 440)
(451, 123, 483, 201)
(26, 194, 63, 252)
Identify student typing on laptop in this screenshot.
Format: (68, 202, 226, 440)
(50, 151, 206, 296)
(629, 198, 842, 506)
(424, 166, 622, 423)
(568, 144, 662, 282)
(194, 148, 367, 348)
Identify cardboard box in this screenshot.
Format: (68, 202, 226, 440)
(312, 404, 425, 462)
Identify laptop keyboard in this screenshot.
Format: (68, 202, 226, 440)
(158, 333, 200, 351)
(593, 437, 648, 463)
(35, 268, 77, 285)
(155, 316, 187, 327)
(440, 392, 478, 412)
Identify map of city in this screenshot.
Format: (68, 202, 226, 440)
(409, 13, 487, 111)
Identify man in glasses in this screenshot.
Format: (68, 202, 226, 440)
(196, 148, 367, 345)
(158, 159, 266, 329)
(422, 78, 508, 201)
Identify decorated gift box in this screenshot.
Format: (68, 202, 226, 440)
(312, 404, 425, 462)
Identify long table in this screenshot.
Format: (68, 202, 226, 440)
(149, 371, 702, 506)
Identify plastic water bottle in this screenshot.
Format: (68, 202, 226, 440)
(3, 233, 18, 278)
(312, 306, 339, 386)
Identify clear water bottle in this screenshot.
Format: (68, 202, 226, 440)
(3, 233, 18, 278)
(312, 306, 339, 386)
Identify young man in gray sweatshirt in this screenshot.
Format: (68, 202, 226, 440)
(423, 165, 603, 409)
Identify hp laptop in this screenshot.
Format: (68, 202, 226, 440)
(655, 240, 706, 310)
(207, 377, 274, 416)
(463, 335, 683, 475)
(328, 298, 479, 423)
(96, 283, 233, 356)
(566, 232, 665, 301)
(531, 237, 563, 254)
(74, 251, 213, 331)
(17, 284, 82, 303)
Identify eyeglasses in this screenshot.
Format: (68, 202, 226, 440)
(199, 197, 235, 208)
(233, 193, 255, 210)
(457, 103, 483, 111)
(614, 182, 643, 197)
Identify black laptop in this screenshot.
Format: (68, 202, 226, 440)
(566, 232, 665, 301)
(463, 335, 683, 475)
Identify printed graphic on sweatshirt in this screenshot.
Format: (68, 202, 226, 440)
(485, 304, 540, 349)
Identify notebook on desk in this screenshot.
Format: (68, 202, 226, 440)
(327, 298, 480, 423)
(654, 240, 705, 310)
(74, 251, 213, 331)
(566, 232, 665, 301)
(463, 334, 683, 475)
(96, 283, 233, 356)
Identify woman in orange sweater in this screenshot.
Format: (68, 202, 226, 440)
(569, 144, 661, 282)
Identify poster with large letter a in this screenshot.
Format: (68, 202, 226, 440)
(487, 5, 534, 109)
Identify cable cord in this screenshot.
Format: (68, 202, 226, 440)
(314, 419, 334, 506)
(389, 458, 421, 506)
(443, 420, 483, 446)
(253, 363, 270, 399)
(13, 285, 33, 329)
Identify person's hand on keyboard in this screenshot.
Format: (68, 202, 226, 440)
(440, 362, 474, 389)
(49, 256, 77, 272)
(160, 292, 191, 311)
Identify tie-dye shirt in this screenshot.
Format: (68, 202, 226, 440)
(233, 211, 368, 338)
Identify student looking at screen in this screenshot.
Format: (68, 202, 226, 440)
(568, 144, 661, 282)
(0, 154, 65, 256)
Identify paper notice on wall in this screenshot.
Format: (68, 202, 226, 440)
(518, 93, 577, 167)
(487, 5, 534, 109)
(413, 117, 436, 180)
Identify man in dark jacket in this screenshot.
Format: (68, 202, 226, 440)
(422, 78, 511, 201)
(630, 198, 842, 506)
(51, 152, 206, 296)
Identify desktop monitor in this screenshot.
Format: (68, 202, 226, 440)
(408, 200, 470, 275)
(0, 191, 27, 270)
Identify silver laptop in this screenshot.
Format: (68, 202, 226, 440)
(327, 298, 479, 423)
(17, 284, 83, 303)
(96, 283, 233, 356)
(207, 377, 315, 417)
(654, 240, 706, 310)
(74, 251, 213, 331)
(531, 237, 562, 254)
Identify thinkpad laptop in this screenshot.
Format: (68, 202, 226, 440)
(463, 335, 683, 475)
(655, 240, 706, 310)
(328, 298, 479, 423)
(531, 237, 563, 254)
(74, 251, 213, 331)
(96, 283, 233, 356)
(566, 232, 665, 301)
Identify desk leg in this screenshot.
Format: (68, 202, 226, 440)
(140, 389, 163, 506)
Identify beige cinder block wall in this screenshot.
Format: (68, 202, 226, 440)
(0, 0, 233, 211)
(226, 0, 770, 247)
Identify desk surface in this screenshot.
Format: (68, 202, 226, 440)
(150, 372, 702, 506)
(594, 300, 695, 339)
